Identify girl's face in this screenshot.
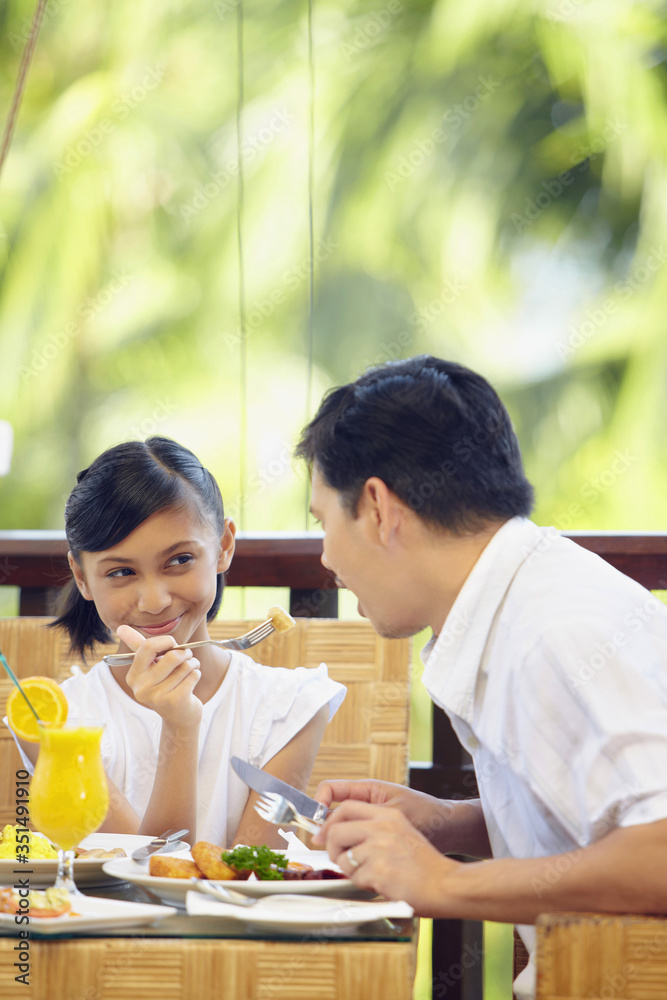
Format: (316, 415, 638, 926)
(70, 506, 234, 649)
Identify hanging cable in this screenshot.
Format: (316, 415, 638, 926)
(0, 0, 49, 181)
(236, 0, 247, 614)
(305, 0, 315, 529)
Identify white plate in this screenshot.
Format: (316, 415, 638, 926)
(185, 890, 413, 935)
(102, 850, 365, 908)
(0, 834, 189, 888)
(0, 894, 176, 936)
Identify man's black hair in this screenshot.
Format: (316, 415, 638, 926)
(296, 355, 534, 532)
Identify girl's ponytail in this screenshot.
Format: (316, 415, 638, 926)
(50, 580, 112, 659)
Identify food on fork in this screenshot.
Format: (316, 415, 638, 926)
(149, 856, 202, 879)
(5, 676, 68, 742)
(267, 606, 296, 634)
(0, 824, 58, 860)
(0, 886, 72, 918)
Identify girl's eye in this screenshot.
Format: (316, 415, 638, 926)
(168, 554, 194, 567)
(107, 567, 134, 579)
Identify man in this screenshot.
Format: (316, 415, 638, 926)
(296, 356, 667, 999)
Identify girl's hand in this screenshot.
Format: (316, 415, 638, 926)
(116, 625, 203, 729)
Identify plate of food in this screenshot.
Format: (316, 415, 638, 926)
(102, 842, 368, 907)
(0, 826, 189, 888)
(0, 886, 176, 936)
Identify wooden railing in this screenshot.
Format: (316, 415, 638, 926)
(2, 529, 666, 1000)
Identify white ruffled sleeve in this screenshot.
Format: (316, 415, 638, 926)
(246, 663, 346, 767)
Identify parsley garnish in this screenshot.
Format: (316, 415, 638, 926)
(222, 844, 287, 880)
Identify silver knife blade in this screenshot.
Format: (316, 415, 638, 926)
(231, 756, 329, 823)
(131, 839, 188, 863)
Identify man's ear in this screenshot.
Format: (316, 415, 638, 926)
(217, 518, 237, 573)
(67, 551, 93, 600)
(359, 477, 403, 545)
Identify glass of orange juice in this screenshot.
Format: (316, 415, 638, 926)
(30, 718, 109, 894)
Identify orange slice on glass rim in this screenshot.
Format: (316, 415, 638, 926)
(5, 677, 68, 743)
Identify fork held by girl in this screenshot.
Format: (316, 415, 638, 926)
(7, 437, 345, 847)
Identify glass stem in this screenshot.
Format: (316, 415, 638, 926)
(54, 848, 80, 895)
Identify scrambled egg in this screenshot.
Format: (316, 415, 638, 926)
(0, 824, 58, 859)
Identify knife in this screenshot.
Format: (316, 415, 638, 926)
(131, 829, 190, 863)
(231, 756, 329, 824)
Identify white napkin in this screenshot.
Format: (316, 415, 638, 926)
(277, 829, 309, 852)
(186, 890, 413, 929)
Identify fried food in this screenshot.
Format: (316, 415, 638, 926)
(76, 847, 127, 859)
(191, 841, 238, 880)
(149, 856, 202, 879)
(267, 606, 295, 634)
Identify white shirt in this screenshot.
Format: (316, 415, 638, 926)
(11, 652, 346, 847)
(421, 517, 667, 999)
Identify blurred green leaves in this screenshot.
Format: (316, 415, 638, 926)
(1, 0, 667, 530)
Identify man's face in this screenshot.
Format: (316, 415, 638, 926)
(310, 465, 429, 639)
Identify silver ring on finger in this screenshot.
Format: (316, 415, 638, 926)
(346, 847, 360, 870)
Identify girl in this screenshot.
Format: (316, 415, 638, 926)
(12, 437, 345, 846)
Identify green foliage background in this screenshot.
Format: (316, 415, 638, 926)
(2, 1, 667, 995)
(2, 0, 667, 536)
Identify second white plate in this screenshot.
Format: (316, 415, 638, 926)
(0, 834, 190, 889)
(0, 894, 176, 936)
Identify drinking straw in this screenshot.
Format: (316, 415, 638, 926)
(0, 648, 41, 721)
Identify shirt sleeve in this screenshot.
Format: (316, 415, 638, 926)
(512, 616, 667, 846)
(245, 663, 346, 767)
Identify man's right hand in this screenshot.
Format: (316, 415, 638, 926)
(314, 779, 491, 857)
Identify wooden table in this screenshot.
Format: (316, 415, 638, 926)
(0, 884, 418, 1000)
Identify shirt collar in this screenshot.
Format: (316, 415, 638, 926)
(421, 517, 545, 723)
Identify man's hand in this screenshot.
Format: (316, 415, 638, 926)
(117, 625, 202, 729)
(315, 778, 491, 857)
(312, 798, 461, 914)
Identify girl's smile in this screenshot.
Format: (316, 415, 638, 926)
(133, 614, 185, 637)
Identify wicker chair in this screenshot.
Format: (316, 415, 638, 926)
(0, 616, 412, 826)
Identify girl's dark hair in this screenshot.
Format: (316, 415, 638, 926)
(51, 437, 226, 657)
(295, 355, 534, 533)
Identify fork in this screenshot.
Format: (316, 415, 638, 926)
(103, 619, 278, 667)
(255, 791, 324, 836)
(190, 878, 259, 907)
